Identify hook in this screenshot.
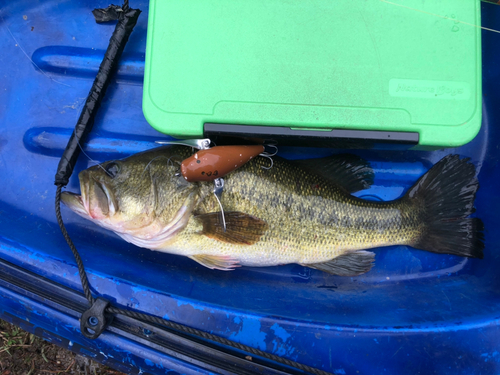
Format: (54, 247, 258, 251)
(213, 178, 226, 232)
(259, 144, 277, 170)
(259, 154, 274, 170)
(262, 144, 278, 157)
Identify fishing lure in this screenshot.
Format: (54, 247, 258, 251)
(180, 145, 265, 182)
(156, 139, 275, 231)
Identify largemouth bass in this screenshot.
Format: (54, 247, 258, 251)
(61, 147, 484, 275)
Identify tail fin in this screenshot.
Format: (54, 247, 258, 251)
(407, 155, 484, 259)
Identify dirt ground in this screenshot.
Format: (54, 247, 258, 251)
(0, 319, 125, 375)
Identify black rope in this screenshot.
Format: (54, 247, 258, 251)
(106, 306, 332, 375)
(55, 185, 95, 305)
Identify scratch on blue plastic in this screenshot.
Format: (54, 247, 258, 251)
(131, 287, 143, 294)
(270, 324, 291, 343)
(229, 317, 267, 351)
(177, 300, 205, 311)
(270, 323, 294, 356)
(144, 358, 165, 369)
(1, 243, 46, 263)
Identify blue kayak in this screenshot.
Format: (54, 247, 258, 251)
(1, 1, 500, 374)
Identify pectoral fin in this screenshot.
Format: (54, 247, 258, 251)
(304, 250, 375, 276)
(195, 211, 268, 245)
(190, 254, 240, 271)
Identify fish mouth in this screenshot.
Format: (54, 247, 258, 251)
(61, 171, 117, 220)
(60, 191, 89, 218)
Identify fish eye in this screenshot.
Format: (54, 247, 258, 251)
(105, 162, 120, 178)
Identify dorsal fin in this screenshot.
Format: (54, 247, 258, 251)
(292, 154, 374, 193)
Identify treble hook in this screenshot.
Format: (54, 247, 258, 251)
(262, 144, 278, 157)
(213, 178, 226, 232)
(259, 154, 274, 170)
(259, 144, 278, 170)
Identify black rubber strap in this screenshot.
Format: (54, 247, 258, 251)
(54, 2, 141, 187)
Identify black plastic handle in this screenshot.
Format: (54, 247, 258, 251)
(80, 298, 113, 339)
(54, 4, 141, 186)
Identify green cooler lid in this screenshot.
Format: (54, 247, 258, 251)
(143, 0, 481, 148)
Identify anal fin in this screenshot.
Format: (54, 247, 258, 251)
(303, 250, 375, 276)
(190, 254, 241, 271)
